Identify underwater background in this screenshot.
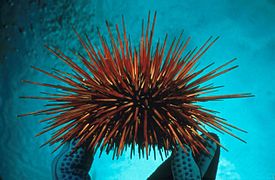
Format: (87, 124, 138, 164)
(0, 0, 274, 179)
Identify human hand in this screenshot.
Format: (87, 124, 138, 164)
(52, 133, 220, 180)
(52, 140, 94, 180)
(148, 133, 220, 180)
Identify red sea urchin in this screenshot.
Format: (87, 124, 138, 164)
(19, 12, 252, 160)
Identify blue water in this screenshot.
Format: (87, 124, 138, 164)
(0, 0, 274, 179)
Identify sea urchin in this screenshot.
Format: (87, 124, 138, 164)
(19, 12, 252, 160)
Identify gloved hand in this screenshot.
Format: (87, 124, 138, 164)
(147, 133, 220, 180)
(52, 133, 220, 180)
(52, 139, 94, 180)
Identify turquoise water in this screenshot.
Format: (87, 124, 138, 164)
(0, 0, 274, 179)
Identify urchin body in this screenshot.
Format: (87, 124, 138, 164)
(19, 12, 252, 159)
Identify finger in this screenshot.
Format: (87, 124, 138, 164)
(196, 133, 220, 178)
(52, 139, 94, 180)
(171, 144, 201, 180)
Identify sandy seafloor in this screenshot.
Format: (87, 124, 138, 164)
(0, 0, 275, 179)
